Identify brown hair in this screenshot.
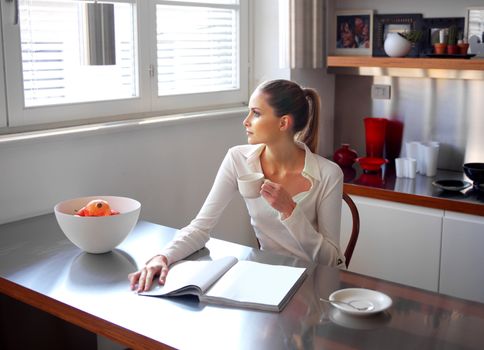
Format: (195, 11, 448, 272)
(258, 79, 320, 153)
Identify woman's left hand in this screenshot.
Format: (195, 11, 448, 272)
(260, 180, 296, 220)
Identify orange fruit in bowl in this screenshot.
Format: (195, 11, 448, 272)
(55, 196, 141, 254)
(76, 199, 119, 217)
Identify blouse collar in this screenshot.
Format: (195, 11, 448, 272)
(242, 142, 321, 182)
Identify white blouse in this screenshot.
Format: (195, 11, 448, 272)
(160, 142, 345, 267)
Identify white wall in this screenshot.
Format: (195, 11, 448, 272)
(0, 0, 293, 247)
(0, 0, 338, 246)
(250, 0, 290, 89)
(0, 113, 259, 247)
(251, 0, 336, 157)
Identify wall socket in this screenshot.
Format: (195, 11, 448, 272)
(371, 84, 391, 99)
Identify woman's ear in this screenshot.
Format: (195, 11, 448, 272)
(279, 115, 293, 131)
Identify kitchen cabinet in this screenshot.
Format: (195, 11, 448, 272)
(439, 211, 484, 304)
(341, 196, 484, 302)
(340, 195, 442, 292)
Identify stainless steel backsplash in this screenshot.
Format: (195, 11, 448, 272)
(333, 75, 484, 171)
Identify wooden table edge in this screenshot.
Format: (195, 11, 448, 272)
(0, 278, 175, 350)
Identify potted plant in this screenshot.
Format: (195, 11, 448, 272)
(399, 30, 422, 44)
(383, 30, 422, 57)
(457, 32, 469, 55)
(447, 25, 458, 54)
(434, 28, 447, 54)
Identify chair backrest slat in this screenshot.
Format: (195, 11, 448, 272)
(343, 192, 360, 268)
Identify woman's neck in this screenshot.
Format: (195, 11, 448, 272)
(261, 141, 305, 176)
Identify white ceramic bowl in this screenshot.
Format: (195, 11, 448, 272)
(54, 196, 141, 254)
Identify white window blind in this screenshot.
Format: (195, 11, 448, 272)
(19, 0, 137, 107)
(155, 1, 240, 96)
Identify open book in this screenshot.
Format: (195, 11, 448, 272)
(140, 256, 307, 312)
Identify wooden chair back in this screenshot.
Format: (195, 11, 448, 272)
(342, 192, 360, 268)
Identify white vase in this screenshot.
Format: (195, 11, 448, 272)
(384, 33, 412, 57)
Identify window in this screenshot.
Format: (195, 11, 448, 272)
(19, 1, 138, 107)
(0, 0, 248, 128)
(0, 14, 6, 128)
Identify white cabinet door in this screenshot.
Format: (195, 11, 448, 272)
(440, 211, 484, 303)
(341, 196, 443, 291)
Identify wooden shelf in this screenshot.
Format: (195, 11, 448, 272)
(327, 56, 484, 79)
(328, 56, 484, 70)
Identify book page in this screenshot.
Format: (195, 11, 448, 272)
(201, 261, 306, 311)
(141, 256, 238, 296)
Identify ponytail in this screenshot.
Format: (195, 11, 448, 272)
(259, 80, 321, 153)
(297, 88, 320, 153)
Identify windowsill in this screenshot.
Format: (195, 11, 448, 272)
(0, 106, 247, 145)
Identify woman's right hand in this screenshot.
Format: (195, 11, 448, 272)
(128, 254, 169, 292)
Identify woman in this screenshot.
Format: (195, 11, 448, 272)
(129, 80, 344, 292)
(337, 22, 356, 49)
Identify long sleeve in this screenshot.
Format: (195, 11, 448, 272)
(159, 143, 345, 268)
(160, 150, 239, 265)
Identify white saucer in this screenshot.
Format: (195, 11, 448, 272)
(329, 288, 392, 316)
(329, 308, 391, 330)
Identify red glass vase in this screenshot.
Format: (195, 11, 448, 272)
(364, 117, 388, 158)
(385, 119, 404, 162)
(333, 144, 358, 167)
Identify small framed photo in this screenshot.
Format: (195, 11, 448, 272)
(465, 7, 484, 42)
(421, 17, 465, 55)
(372, 14, 423, 57)
(331, 10, 373, 56)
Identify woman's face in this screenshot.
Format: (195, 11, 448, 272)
(342, 30, 355, 47)
(243, 89, 283, 145)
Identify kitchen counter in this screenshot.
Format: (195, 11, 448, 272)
(342, 165, 484, 217)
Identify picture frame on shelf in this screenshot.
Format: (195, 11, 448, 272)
(330, 9, 373, 56)
(421, 17, 465, 55)
(372, 14, 423, 57)
(465, 7, 484, 57)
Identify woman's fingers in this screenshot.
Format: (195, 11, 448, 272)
(128, 271, 141, 290)
(159, 264, 169, 284)
(137, 269, 148, 292)
(143, 267, 156, 292)
(128, 255, 169, 292)
(261, 180, 295, 218)
(260, 180, 278, 198)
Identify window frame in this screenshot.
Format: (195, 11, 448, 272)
(148, 0, 249, 112)
(0, 10, 6, 128)
(0, 0, 248, 129)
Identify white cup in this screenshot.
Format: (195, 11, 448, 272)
(395, 157, 417, 179)
(405, 141, 420, 172)
(395, 158, 405, 178)
(422, 142, 439, 177)
(237, 173, 264, 198)
(406, 141, 439, 177)
(407, 158, 417, 178)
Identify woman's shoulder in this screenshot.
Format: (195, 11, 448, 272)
(227, 144, 262, 158)
(311, 153, 344, 180)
